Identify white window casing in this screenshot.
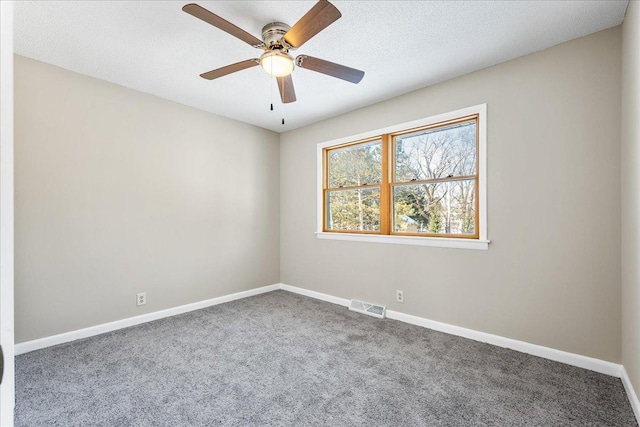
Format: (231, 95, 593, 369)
(316, 103, 489, 250)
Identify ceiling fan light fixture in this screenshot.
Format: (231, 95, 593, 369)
(260, 51, 294, 77)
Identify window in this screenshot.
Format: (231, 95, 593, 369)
(325, 138, 383, 233)
(318, 104, 488, 250)
(392, 118, 477, 238)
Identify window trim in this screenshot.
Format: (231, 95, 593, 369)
(316, 104, 489, 250)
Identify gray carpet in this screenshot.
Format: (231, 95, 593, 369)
(16, 290, 637, 426)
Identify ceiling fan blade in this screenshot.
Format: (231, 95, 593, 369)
(295, 55, 364, 84)
(276, 75, 296, 103)
(200, 59, 259, 80)
(182, 3, 264, 48)
(283, 0, 341, 48)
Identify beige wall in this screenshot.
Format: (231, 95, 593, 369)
(622, 0, 640, 400)
(14, 24, 628, 368)
(280, 28, 622, 363)
(14, 55, 280, 342)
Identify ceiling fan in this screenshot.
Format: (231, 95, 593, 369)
(182, 0, 365, 104)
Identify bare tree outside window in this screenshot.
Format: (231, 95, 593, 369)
(393, 121, 477, 236)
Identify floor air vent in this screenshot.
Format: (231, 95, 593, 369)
(349, 300, 386, 319)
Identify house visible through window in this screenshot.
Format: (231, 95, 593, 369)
(323, 114, 479, 240)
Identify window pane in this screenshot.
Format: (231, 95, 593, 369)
(393, 180, 475, 235)
(328, 140, 382, 188)
(326, 187, 380, 232)
(395, 121, 476, 182)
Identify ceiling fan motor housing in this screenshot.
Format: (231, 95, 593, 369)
(262, 22, 291, 48)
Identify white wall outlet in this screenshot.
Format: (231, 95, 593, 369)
(396, 290, 404, 303)
(136, 292, 146, 306)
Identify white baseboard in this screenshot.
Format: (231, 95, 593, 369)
(15, 284, 280, 355)
(14, 282, 625, 378)
(278, 283, 621, 377)
(622, 366, 640, 422)
(384, 309, 621, 377)
(279, 283, 350, 307)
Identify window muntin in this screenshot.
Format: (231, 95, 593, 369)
(322, 114, 480, 240)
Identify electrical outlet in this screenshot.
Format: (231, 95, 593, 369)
(396, 290, 404, 303)
(136, 292, 146, 307)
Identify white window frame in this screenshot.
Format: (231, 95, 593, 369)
(316, 104, 489, 250)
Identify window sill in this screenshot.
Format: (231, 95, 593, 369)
(315, 232, 490, 250)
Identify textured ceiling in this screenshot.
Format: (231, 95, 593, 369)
(14, 1, 628, 132)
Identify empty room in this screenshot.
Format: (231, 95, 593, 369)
(0, 0, 639, 425)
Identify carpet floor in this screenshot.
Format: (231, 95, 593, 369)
(15, 290, 637, 426)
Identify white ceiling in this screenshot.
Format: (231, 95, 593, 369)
(14, 1, 628, 133)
